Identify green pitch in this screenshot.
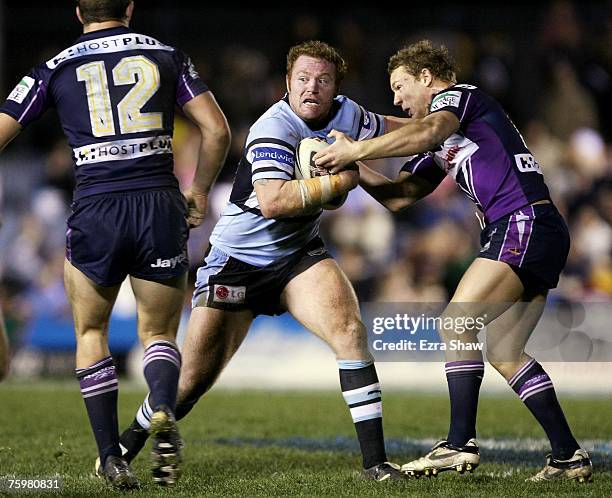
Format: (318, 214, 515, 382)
(0, 382, 610, 496)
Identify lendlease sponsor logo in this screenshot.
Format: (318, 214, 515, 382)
(73, 135, 172, 166)
(250, 147, 294, 166)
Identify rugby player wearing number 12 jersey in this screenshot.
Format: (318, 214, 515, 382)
(0, 0, 230, 489)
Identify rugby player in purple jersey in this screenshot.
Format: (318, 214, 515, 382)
(315, 40, 592, 483)
(0, 0, 230, 489)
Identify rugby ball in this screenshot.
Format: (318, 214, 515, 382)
(295, 137, 347, 210)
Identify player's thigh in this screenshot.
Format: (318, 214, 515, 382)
(129, 273, 187, 345)
(441, 257, 524, 336)
(64, 259, 121, 334)
(281, 258, 365, 345)
(180, 306, 253, 390)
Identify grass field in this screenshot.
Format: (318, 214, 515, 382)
(0, 382, 610, 497)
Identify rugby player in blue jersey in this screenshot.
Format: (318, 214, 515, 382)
(0, 0, 230, 489)
(315, 40, 593, 483)
(119, 40, 411, 482)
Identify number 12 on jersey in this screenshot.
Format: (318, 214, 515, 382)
(76, 55, 162, 137)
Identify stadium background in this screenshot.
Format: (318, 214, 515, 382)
(0, 0, 610, 394)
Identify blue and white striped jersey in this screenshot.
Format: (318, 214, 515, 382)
(210, 95, 385, 266)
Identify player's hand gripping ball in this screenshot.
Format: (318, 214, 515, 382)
(295, 137, 348, 210)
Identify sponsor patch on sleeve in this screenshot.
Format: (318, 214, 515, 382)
(430, 90, 462, 112)
(7, 76, 35, 104)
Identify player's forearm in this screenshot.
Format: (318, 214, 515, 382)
(358, 163, 429, 213)
(190, 127, 231, 194)
(262, 172, 357, 219)
(354, 119, 441, 160)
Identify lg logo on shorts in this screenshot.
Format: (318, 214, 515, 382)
(213, 285, 246, 304)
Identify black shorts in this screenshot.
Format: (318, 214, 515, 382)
(66, 188, 189, 286)
(479, 203, 570, 292)
(192, 236, 331, 316)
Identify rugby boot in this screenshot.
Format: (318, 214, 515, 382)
(527, 449, 593, 483)
(364, 461, 410, 481)
(401, 438, 480, 477)
(149, 404, 183, 486)
(95, 455, 140, 490)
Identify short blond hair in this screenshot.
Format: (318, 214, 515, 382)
(388, 40, 457, 83)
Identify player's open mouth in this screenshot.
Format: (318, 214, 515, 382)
(404, 108, 413, 118)
(303, 99, 320, 108)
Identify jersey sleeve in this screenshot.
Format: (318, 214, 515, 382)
(428, 85, 475, 125)
(400, 153, 446, 186)
(175, 51, 209, 107)
(246, 118, 297, 185)
(0, 66, 51, 127)
(356, 104, 385, 140)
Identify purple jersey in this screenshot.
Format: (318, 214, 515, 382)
(401, 84, 551, 223)
(0, 26, 208, 200)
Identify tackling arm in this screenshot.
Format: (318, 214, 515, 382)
(358, 163, 437, 213)
(181, 92, 231, 227)
(315, 111, 459, 172)
(255, 170, 359, 219)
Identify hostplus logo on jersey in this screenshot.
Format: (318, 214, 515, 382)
(74, 136, 173, 166)
(46, 33, 173, 69)
(150, 252, 187, 269)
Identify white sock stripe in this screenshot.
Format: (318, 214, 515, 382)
(143, 395, 153, 416)
(136, 406, 152, 429)
(349, 401, 382, 422)
(80, 378, 118, 393)
(520, 381, 554, 401)
(82, 386, 118, 398)
(343, 386, 382, 406)
(445, 365, 485, 373)
(143, 352, 181, 369)
(143, 348, 181, 360)
(509, 359, 536, 387)
(341, 382, 380, 399)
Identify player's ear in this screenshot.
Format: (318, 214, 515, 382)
(125, 1, 135, 22)
(76, 5, 85, 25)
(285, 75, 291, 93)
(420, 68, 433, 87)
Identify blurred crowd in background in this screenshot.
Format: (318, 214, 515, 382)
(0, 1, 610, 357)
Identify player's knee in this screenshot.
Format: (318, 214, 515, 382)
(327, 317, 367, 353)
